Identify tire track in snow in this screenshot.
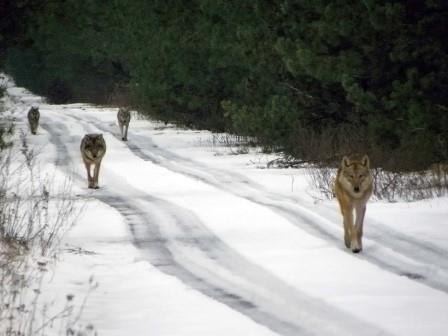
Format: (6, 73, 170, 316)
(39, 112, 391, 336)
(39, 120, 300, 336)
(70, 111, 448, 294)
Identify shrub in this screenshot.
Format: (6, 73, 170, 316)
(0, 91, 95, 335)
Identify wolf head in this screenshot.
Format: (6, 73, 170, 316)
(83, 134, 106, 160)
(28, 106, 40, 118)
(118, 107, 131, 123)
(339, 155, 372, 197)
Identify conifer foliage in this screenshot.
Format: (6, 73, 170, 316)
(2, 0, 447, 168)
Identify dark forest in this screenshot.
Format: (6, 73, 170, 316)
(2, 0, 447, 170)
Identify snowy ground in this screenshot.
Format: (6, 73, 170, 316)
(2, 77, 448, 336)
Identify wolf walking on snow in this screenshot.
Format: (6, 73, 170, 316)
(117, 107, 131, 141)
(27, 106, 40, 135)
(80, 134, 106, 189)
(334, 155, 373, 253)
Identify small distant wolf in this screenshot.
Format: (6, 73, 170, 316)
(27, 106, 40, 134)
(117, 107, 131, 141)
(80, 134, 106, 189)
(334, 155, 373, 253)
(431, 163, 448, 186)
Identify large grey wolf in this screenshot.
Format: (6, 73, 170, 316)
(27, 106, 40, 135)
(334, 155, 373, 253)
(117, 107, 131, 141)
(80, 134, 106, 189)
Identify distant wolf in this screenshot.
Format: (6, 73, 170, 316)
(117, 107, 131, 141)
(431, 163, 448, 186)
(27, 106, 40, 134)
(334, 155, 373, 253)
(80, 134, 106, 189)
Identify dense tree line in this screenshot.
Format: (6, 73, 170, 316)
(2, 0, 447, 169)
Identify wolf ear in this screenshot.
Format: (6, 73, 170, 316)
(341, 156, 350, 167)
(361, 155, 370, 168)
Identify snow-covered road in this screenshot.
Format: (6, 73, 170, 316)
(4, 82, 448, 336)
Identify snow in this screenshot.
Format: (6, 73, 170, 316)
(2, 75, 448, 336)
(46, 201, 277, 336)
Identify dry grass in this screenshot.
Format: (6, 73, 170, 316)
(0, 100, 95, 335)
(286, 122, 448, 201)
(197, 133, 255, 155)
(306, 164, 448, 202)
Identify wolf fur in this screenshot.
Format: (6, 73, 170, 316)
(27, 106, 40, 135)
(80, 134, 106, 189)
(334, 155, 373, 253)
(117, 107, 131, 141)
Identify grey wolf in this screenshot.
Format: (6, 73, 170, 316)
(117, 107, 131, 141)
(27, 106, 40, 135)
(80, 134, 106, 189)
(334, 155, 373, 253)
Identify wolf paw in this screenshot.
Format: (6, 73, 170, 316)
(344, 235, 351, 249)
(351, 240, 362, 253)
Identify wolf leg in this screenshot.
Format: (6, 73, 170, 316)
(119, 123, 124, 140)
(93, 160, 102, 189)
(343, 215, 351, 249)
(345, 209, 361, 253)
(30, 122, 37, 134)
(123, 124, 129, 141)
(84, 161, 94, 188)
(343, 208, 358, 252)
(354, 204, 367, 252)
